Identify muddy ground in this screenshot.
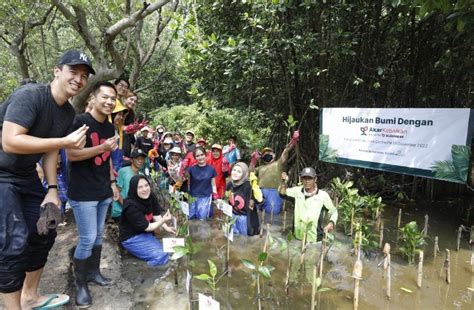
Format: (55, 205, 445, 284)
(0, 213, 133, 310)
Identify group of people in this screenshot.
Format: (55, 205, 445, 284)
(0, 49, 337, 310)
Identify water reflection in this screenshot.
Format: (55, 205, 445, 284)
(122, 199, 473, 309)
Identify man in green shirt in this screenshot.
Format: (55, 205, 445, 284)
(279, 167, 337, 242)
(111, 149, 146, 220)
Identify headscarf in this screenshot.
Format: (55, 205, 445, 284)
(232, 162, 249, 187)
(124, 175, 160, 215)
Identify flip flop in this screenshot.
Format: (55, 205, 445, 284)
(32, 294, 70, 309)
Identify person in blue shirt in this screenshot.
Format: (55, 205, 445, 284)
(185, 146, 217, 220)
(223, 135, 241, 169)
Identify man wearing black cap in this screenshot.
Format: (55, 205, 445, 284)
(0, 49, 94, 309)
(279, 167, 337, 243)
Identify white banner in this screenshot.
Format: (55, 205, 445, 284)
(320, 108, 472, 183)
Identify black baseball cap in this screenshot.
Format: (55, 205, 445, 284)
(131, 149, 147, 159)
(58, 50, 95, 75)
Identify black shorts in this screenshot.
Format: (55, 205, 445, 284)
(0, 178, 56, 293)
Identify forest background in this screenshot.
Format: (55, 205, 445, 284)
(0, 0, 472, 198)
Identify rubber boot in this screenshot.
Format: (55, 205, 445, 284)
(88, 245, 112, 286)
(74, 258, 92, 308)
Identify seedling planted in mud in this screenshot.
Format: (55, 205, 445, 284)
(399, 221, 426, 264)
(241, 252, 276, 310)
(171, 236, 201, 307)
(194, 260, 221, 299)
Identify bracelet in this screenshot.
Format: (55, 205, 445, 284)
(47, 184, 58, 190)
(110, 179, 117, 183)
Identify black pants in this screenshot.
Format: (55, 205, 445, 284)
(0, 179, 56, 293)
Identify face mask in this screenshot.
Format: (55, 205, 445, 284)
(262, 154, 273, 163)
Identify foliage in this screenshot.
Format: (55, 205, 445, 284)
(353, 222, 379, 252)
(399, 221, 426, 264)
(171, 235, 201, 261)
(319, 135, 338, 162)
(148, 103, 271, 152)
(431, 145, 471, 183)
(362, 195, 385, 220)
(194, 259, 219, 298)
(240, 252, 276, 280)
(331, 178, 364, 234)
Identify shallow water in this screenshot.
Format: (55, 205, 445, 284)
(122, 197, 473, 309)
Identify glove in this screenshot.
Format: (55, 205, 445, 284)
(36, 202, 63, 235)
(173, 180, 183, 192)
(148, 149, 158, 160)
(288, 130, 300, 147)
(249, 172, 263, 203)
(249, 172, 258, 187)
(250, 149, 260, 167)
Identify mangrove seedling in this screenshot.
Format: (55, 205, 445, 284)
(362, 194, 385, 220)
(171, 236, 201, 306)
(241, 252, 276, 310)
(276, 231, 294, 296)
(399, 221, 426, 264)
(195, 260, 221, 299)
(311, 276, 331, 310)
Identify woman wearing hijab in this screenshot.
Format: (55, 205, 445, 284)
(119, 175, 175, 266)
(227, 162, 263, 236)
(206, 144, 230, 199)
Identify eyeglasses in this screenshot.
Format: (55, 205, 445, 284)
(116, 82, 129, 89)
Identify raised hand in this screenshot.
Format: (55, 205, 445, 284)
(65, 124, 89, 149)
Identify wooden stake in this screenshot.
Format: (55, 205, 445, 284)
(379, 222, 384, 249)
(444, 249, 451, 284)
(282, 201, 287, 232)
(456, 226, 462, 251)
(311, 264, 317, 310)
(353, 233, 363, 309)
(259, 209, 266, 238)
(300, 230, 307, 270)
(417, 250, 424, 288)
(422, 214, 429, 237)
(397, 209, 402, 229)
(270, 201, 274, 226)
(383, 243, 391, 299)
(434, 236, 439, 258)
(350, 208, 354, 236)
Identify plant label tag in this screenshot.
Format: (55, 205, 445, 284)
(186, 270, 192, 295)
(223, 223, 234, 242)
(168, 185, 174, 194)
(198, 293, 220, 310)
(217, 199, 233, 217)
(180, 201, 189, 216)
(162, 238, 185, 253)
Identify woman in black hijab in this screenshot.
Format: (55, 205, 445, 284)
(119, 175, 175, 265)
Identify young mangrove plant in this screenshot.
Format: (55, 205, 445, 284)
(399, 221, 426, 264)
(171, 236, 201, 307)
(362, 194, 385, 220)
(194, 260, 221, 299)
(352, 222, 379, 254)
(241, 252, 276, 310)
(276, 231, 294, 296)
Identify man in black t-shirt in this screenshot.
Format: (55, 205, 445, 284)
(0, 50, 93, 310)
(67, 82, 119, 307)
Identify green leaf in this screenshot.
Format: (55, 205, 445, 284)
(195, 273, 212, 281)
(287, 231, 294, 242)
(400, 287, 413, 293)
(208, 260, 217, 278)
(258, 266, 272, 279)
(241, 259, 255, 270)
(258, 252, 268, 262)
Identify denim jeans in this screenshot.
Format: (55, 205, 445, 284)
(70, 198, 112, 260)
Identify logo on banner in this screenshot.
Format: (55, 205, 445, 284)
(360, 126, 368, 136)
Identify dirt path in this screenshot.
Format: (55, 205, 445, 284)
(0, 214, 133, 310)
